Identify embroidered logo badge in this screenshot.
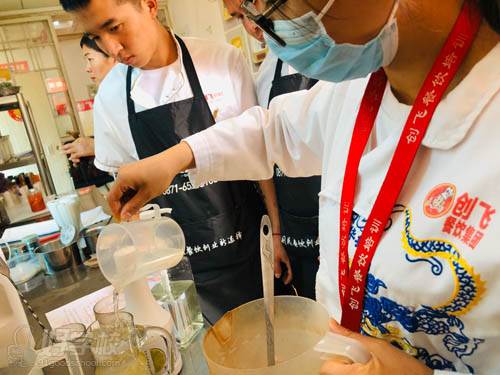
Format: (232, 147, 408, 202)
(423, 183, 456, 218)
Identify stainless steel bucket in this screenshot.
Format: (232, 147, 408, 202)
(35, 240, 79, 275)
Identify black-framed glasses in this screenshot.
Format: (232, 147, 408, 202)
(240, 0, 288, 46)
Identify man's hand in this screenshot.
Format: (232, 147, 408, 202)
(108, 142, 195, 220)
(273, 235, 293, 284)
(61, 137, 95, 165)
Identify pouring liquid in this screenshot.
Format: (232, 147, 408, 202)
(93, 293, 150, 375)
(113, 288, 120, 322)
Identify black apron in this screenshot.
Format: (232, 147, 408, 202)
(269, 59, 320, 300)
(126, 36, 264, 324)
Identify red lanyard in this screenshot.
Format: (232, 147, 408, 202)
(339, 1, 482, 332)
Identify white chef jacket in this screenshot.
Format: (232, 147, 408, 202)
(185, 43, 500, 374)
(92, 35, 257, 173)
(255, 51, 298, 108)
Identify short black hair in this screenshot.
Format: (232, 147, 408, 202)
(80, 34, 109, 57)
(477, 0, 500, 34)
(60, 0, 91, 11)
(60, 0, 139, 12)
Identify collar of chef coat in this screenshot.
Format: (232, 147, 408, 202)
(384, 42, 500, 150)
(128, 30, 188, 110)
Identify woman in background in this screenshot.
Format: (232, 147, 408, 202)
(61, 35, 116, 165)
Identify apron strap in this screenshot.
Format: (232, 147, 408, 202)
(268, 59, 284, 107)
(273, 59, 284, 82)
(126, 65, 135, 117)
(175, 35, 206, 101)
(125, 35, 211, 116)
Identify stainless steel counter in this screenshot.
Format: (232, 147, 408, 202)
(179, 328, 209, 374)
(23, 266, 209, 374)
(24, 266, 108, 344)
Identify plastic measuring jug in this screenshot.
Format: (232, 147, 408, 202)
(203, 296, 370, 374)
(96, 205, 185, 289)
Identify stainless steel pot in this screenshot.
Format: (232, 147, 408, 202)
(35, 240, 80, 275)
(80, 225, 104, 256)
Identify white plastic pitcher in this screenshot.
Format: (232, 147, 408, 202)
(96, 205, 185, 289)
(96, 204, 186, 374)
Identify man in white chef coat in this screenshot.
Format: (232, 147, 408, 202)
(59, 0, 269, 324)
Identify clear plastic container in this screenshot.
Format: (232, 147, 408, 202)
(150, 257, 204, 349)
(93, 292, 126, 325)
(203, 296, 370, 374)
(96, 206, 185, 290)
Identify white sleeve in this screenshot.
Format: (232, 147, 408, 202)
(255, 53, 278, 108)
(230, 48, 258, 111)
(93, 96, 128, 173)
(434, 371, 465, 374)
(186, 81, 330, 185)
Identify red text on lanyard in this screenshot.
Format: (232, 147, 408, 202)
(338, 1, 482, 332)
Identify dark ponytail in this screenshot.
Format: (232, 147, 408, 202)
(477, 0, 500, 34)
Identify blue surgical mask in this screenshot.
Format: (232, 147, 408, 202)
(264, 0, 399, 82)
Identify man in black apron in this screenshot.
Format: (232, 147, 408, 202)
(61, 0, 264, 324)
(267, 58, 321, 300)
(225, 0, 321, 299)
(125, 37, 264, 323)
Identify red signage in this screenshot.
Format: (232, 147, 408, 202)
(76, 99, 94, 112)
(46, 77, 67, 93)
(0, 61, 29, 73)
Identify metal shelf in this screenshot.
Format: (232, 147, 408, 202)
(0, 152, 36, 171)
(0, 95, 20, 112)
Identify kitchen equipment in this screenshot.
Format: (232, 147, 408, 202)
(8, 252, 41, 283)
(87, 311, 176, 375)
(80, 224, 104, 256)
(48, 323, 87, 344)
(43, 323, 94, 375)
(11, 271, 44, 294)
(9, 235, 43, 292)
(93, 292, 126, 325)
(151, 257, 204, 349)
(260, 215, 275, 365)
(96, 204, 184, 374)
(203, 296, 371, 374)
(46, 194, 81, 242)
(35, 239, 80, 275)
(97, 205, 184, 288)
(6, 243, 43, 293)
(97, 204, 184, 320)
(0, 265, 36, 371)
(0, 135, 14, 164)
(21, 235, 40, 255)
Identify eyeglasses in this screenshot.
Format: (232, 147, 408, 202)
(240, 0, 288, 46)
